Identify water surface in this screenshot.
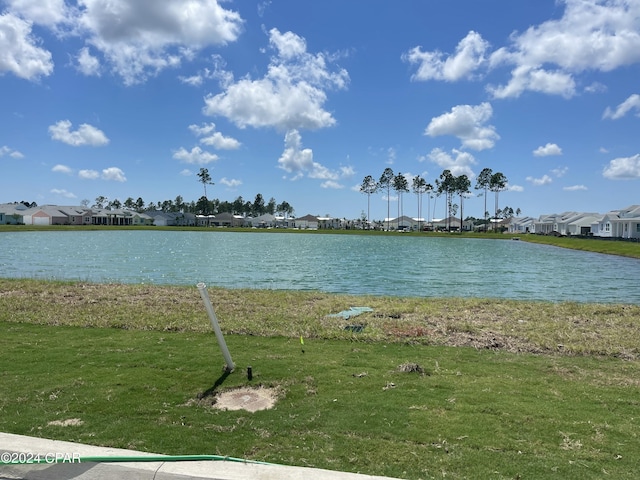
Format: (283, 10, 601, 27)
(1, 230, 639, 303)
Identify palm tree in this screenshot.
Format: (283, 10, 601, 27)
(359, 175, 378, 229)
(393, 172, 409, 229)
(412, 175, 427, 232)
(197, 168, 214, 225)
(436, 169, 455, 231)
(475, 167, 492, 232)
(489, 172, 508, 232)
(455, 174, 471, 233)
(378, 167, 394, 231)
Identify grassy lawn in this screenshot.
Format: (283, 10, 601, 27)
(1, 279, 640, 479)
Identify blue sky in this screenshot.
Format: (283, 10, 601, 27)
(1, 0, 640, 221)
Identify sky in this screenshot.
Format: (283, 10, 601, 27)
(1, 0, 640, 221)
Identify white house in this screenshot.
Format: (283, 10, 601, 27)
(595, 205, 640, 239)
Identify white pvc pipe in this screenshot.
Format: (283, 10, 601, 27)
(197, 283, 235, 372)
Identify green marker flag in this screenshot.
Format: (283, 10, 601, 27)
(300, 336, 304, 345)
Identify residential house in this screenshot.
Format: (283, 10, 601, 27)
(210, 212, 245, 227)
(317, 216, 343, 229)
(294, 214, 319, 229)
(508, 216, 535, 234)
(0, 203, 28, 224)
(595, 205, 640, 239)
(247, 213, 276, 228)
(57, 206, 93, 225)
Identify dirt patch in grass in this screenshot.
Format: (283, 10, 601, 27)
(47, 418, 84, 427)
(197, 386, 280, 413)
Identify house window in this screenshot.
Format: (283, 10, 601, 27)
(636, 223, 640, 233)
(604, 223, 610, 232)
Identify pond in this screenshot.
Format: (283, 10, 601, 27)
(1, 230, 639, 303)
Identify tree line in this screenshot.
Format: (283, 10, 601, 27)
(73, 167, 296, 218)
(360, 167, 517, 231)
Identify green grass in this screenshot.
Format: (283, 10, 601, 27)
(2, 279, 640, 478)
(2, 321, 639, 479)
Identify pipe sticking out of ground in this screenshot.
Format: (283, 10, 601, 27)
(197, 282, 235, 372)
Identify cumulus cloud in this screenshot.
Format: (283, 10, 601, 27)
(188, 123, 240, 149)
(603, 93, 640, 119)
(526, 174, 553, 186)
(551, 166, 569, 177)
(79, 169, 100, 180)
(4, 0, 70, 27)
(203, 28, 349, 131)
(50, 188, 76, 198)
(219, 177, 242, 188)
(533, 143, 563, 157)
(603, 153, 640, 179)
(49, 120, 109, 146)
(425, 148, 477, 178)
(406, 1, 640, 99)
(5, 0, 244, 85)
(173, 146, 219, 165)
(0, 12, 54, 80)
(78, 167, 125, 181)
(403, 31, 490, 81)
(277, 129, 347, 184)
(425, 103, 499, 151)
(0, 145, 24, 158)
(75, 47, 101, 76)
(52, 164, 73, 174)
(101, 167, 126, 182)
(564, 184, 588, 191)
(277, 129, 315, 180)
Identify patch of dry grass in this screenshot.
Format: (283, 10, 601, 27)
(2, 278, 640, 359)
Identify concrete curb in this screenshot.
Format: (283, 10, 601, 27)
(0, 433, 402, 480)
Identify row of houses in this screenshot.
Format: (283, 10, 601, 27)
(0, 204, 332, 229)
(2, 203, 639, 239)
(508, 205, 640, 239)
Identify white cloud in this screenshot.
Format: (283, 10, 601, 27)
(526, 174, 553, 186)
(49, 120, 109, 146)
(78, 169, 100, 179)
(220, 177, 242, 188)
(0, 145, 24, 158)
(320, 180, 344, 189)
(188, 123, 240, 149)
(179, 169, 192, 176)
(72, 0, 244, 85)
(276, 129, 346, 184)
(52, 164, 73, 174)
(277, 129, 315, 180)
(0, 12, 54, 80)
(508, 184, 524, 192)
(602, 153, 640, 179)
(403, 31, 490, 81)
(406, 1, 640, 99)
(77, 167, 125, 181)
(172, 146, 219, 165)
(203, 28, 348, 131)
(551, 166, 569, 177)
(564, 185, 588, 191)
(533, 143, 562, 157)
(603, 93, 640, 119)
(50, 188, 76, 198)
(4, 0, 69, 27)
(101, 167, 126, 182)
(425, 103, 499, 151)
(426, 148, 477, 178)
(75, 47, 101, 76)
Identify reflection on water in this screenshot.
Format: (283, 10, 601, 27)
(1, 230, 639, 303)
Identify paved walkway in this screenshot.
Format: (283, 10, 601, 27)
(0, 433, 402, 480)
